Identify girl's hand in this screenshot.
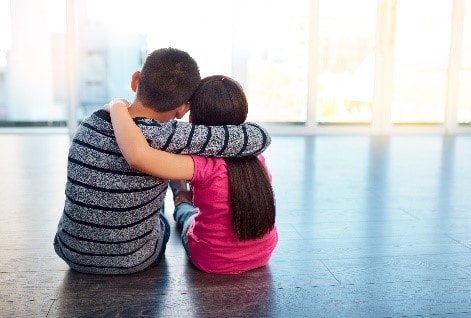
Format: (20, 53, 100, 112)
(103, 99, 130, 112)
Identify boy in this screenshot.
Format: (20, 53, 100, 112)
(53, 48, 270, 274)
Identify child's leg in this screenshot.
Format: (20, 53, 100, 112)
(174, 202, 198, 230)
(160, 213, 171, 245)
(169, 180, 198, 259)
(174, 202, 198, 259)
(151, 213, 171, 267)
(168, 179, 195, 229)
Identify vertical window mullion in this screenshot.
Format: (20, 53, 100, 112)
(372, 0, 395, 135)
(445, 0, 465, 134)
(306, 0, 319, 133)
(66, 0, 78, 137)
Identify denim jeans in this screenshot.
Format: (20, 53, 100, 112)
(151, 212, 171, 266)
(173, 202, 198, 259)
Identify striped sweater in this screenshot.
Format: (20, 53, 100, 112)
(53, 110, 270, 274)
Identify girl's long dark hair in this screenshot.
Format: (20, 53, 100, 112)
(190, 75, 275, 241)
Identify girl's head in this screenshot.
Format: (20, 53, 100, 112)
(189, 75, 248, 126)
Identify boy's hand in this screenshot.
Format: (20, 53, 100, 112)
(103, 99, 130, 112)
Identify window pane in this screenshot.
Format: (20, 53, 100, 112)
(79, 0, 310, 123)
(391, 1, 451, 123)
(0, 0, 66, 125)
(458, 1, 471, 124)
(1, 0, 466, 130)
(233, 0, 310, 123)
(0, 0, 10, 120)
(74, 0, 236, 120)
(316, 0, 377, 124)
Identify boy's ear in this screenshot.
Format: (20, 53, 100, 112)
(175, 102, 190, 119)
(131, 71, 140, 92)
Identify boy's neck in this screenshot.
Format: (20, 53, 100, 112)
(128, 101, 175, 122)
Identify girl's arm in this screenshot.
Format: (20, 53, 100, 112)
(108, 101, 194, 180)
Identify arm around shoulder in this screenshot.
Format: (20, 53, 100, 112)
(108, 103, 194, 180)
(169, 121, 271, 157)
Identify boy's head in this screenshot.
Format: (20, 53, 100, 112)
(189, 75, 248, 126)
(136, 48, 201, 112)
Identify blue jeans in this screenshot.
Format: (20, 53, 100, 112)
(151, 212, 171, 266)
(173, 202, 198, 259)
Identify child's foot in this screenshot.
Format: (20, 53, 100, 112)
(169, 180, 193, 206)
(173, 191, 193, 206)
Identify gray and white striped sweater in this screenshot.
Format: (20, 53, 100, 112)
(53, 110, 270, 274)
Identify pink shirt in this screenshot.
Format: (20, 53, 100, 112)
(188, 154, 278, 274)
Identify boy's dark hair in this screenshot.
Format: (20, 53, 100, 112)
(190, 75, 276, 241)
(137, 48, 201, 112)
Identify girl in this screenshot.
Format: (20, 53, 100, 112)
(106, 75, 278, 274)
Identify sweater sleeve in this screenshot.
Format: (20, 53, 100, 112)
(141, 120, 271, 157)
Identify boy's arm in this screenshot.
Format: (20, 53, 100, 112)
(141, 120, 271, 157)
(104, 99, 271, 157)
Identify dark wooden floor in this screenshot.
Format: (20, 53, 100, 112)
(1, 134, 471, 317)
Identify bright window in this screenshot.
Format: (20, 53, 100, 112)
(316, 0, 377, 123)
(0, 0, 469, 133)
(391, 1, 451, 124)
